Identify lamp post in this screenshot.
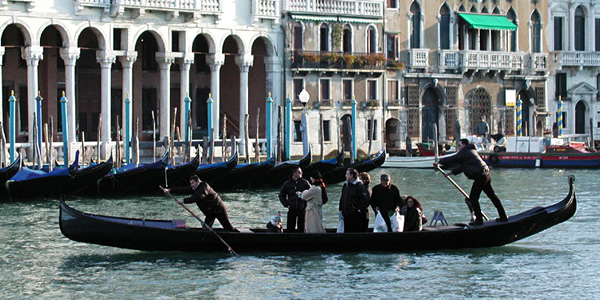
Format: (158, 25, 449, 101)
(299, 88, 310, 156)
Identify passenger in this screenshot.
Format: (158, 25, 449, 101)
(162, 175, 238, 232)
(358, 172, 371, 232)
(278, 166, 311, 232)
(266, 214, 283, 233)
(401, 196, 423, 231)
(339, 168, 369, 233)
(434, 138, 508, 226)
(370, 174, 404, 232)
(299, 170, 327, 233)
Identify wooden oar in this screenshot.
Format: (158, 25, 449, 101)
(434, 165, 489, 221)
(159, 186, 237, 256)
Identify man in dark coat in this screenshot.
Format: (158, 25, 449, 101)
(434, 138, 508, 226)
(339, 168, 370, 232)
(278, 166, 311, 232)
(162, 175, 237, 231)
(370, 174, 404, 232)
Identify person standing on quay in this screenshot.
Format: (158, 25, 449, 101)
(339, 168, 369, 232)
(279, 166, 311, 232)
(434, 138, 508, 226)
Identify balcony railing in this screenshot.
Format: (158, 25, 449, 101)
(408, 49, 429, 71)
(251, 0, 279, 23)
(291, 51, 386, 71)
(551, 51, 600, 68)
(438, 50, 525, 73)
(530, 53, 548, 72)
(76, 0, 223, 19)
(285, 0, 383, 17)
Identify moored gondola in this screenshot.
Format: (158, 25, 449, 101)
(304, 151, 343, 179)
(249, 149, 312, 188)
(0, 155, 21, 186)
(322, 149, 386, 184)
(208, 155, 276, 190)
(63, 156, 114, 195)
(195, 150, 238, 182)
(59, 176, 577, 253)
(3, 166, 73, 200)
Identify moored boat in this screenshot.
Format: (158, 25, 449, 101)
(322, 149, 386, 184)
(3, 166, 73, 200)
(63, 156, 114, 195)
(249, 149, 312, 188)
(208, 156, 276, 190)
(303, 151, 344, 177)
(195, 150, 238, 182)
(59, 176, 577, 253)
(382, 153, 456, 169)
(0, 155, 21, 186)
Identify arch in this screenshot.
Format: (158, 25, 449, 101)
(439, 2, 451, 50)
(249, 33, 276, 56)
(531, 9, 542, 53)
(492, 7, 501, 14)
(35, 21, 70, 48)
(221, 34, 245, 55)
(131, 28, 167, 52)
(507, 7, 518, 52)
(421, 87, 441, 141)
(469, 5, 477, 13)
(410, 1, 421, 49)
(481, 7, 489, 14)
(293, 22, 303, 51)
(366, 25, 376, 53)
(342, 24, 352, 53)
(458, 4, 466, 12)
(0, 20, 33, 46)
(575, 5, 586, 51)
(319, 23, 330, 52)
(76, 27, 103, 141)
(385, 118, 402, 149)
(74, 25, 107, 51)
(575, 100, 587, 134)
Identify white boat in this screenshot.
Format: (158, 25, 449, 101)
(381, 153, 456, 169)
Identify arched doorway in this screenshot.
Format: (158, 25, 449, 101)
(469, 87, 491, 136)
(385, 118, 401, 148)
(1, 24, 29, 141)
(220, 36, 241, 138)
(421, 88, 439, 141)
(191, 35, 210, 138)
(134, 31, 160, 136)
(341, 114, 352, 153)
(575, 100, 586, 134)
(77, 28, 102, 141)
(249, 38, 268, 139)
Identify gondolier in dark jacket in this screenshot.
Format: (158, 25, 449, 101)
(162, 175, 238, 232)
(279, 166, 311, 232)
(339, 168, 370, 232)
(434, 138, 508, 226)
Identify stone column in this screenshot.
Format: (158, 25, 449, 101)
(96, 51, 116, 159)
(0, 47, 4, 124)
(179, 55, 193, 133)
(156, 53, 174, 140)
(206, 53, 225, 140)
(118, 52, 137, 142)
(60, 48, 80, 143)
(21, 46, 44, 142)
(236, 54, 253, 154)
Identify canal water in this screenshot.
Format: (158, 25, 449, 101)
(1, 167, 598, 298)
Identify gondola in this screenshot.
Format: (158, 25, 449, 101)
(0, 155, 21, 186)
(322, 149, 386, 184)
(3, 165, 73, 200)
(208, 155, 276, 190)
(63, 156, 114, 195)
(84, 151, 170, 196)
(59, 175, 577, 253)
(304, 151, 344, 177)
(195, 150, 238, 182)
(249, 149, 312, 188)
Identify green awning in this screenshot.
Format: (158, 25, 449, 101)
(458, 13, 517, 31)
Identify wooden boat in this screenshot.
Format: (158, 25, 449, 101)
(195, 150, 238, 182)
(0, 155, 21, 186)
(208, 156, 276, 190)
(63, 156, 114, 195)
(322, 149, 386, 184)
(86, 151, 170, 196)
(418, 141, 600, 168)
(3, 166, 73, 200)
(382, 153, 457, 169)
(58, 175, 577, 253)
(303, 151, 344, 178)
(161, 155, 200, 189)
(249, 149, 312, 188)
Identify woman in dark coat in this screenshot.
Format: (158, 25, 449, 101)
(401, 196, 423, 231)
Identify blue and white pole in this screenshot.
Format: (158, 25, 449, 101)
(125, 94, 131, 164)
(60, 91, 69, 167)
(557, 96, 563, 136)
(8, 91, 16, 163)
(285, 95, 292, 161)
(516, 96, 522, 137)
(351, 97, 357, 161)
(266, 92, 273, 159)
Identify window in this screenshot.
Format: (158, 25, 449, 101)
(386, 34, 398, 59)
(323, 120, 331, 141)
(294, 120, 302, 142)
(113, 28, 122, 51)
(343, 25, 352, 53)
(388, 80, 399, 102)
(320, 24, 329, 52)
(320, 79, 330, 100)
(343, 79, 353, 100)
(554, 17, 563, 51)
(556, 73, 567, 98)
(575, 6, 585, 51)
(367, 119, 378, 140)
(410, 1, 421, 49)
(507, 9, 517, 52)
(596, 19, 600, 51)
(293, 79, 304, 100)
(439, 4, 451, 49)
(368, 81, 377, 100)
(597, 74, 600, 98)
(172, 31, 180, 52)
(387, 0, 397, 9)
(480, 30, 489, 51)
(293, 23, 303, 51)
(367, 26, 376, 54)
(531, 10, 541, 53)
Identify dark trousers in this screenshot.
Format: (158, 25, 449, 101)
(378, 209, 393, 232)
(343, 212, 362, 233)
(360, 210, 369, 232)
(287, 207, 305, 232)
(470, 172, 507, 222)
(204, 203, 236, 231)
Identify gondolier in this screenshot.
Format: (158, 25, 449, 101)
(434, 138, 508, 226)
(162, 175, 238, 232)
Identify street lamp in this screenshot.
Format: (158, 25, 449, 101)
(299, 88, 310, 156)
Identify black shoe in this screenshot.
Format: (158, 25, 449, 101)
(496, 217, 508, 222)
(469, 220, 483, 226)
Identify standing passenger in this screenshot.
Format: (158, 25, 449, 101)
(339, 168, 369, 232)
(278, 166, 311, 232)
(299, 171, 327, 233)
(370, 174, 404, 232)
(358, 172, 371, 232)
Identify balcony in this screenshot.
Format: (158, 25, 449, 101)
(291, 51, 386, 73)
(530, 53, 548, 73)
(285, 0, 383, 17)
(551, 51, 600, 69)
(76, 0, 224, 20)
(251, 0, 280, 24)
(438, 50, 525, 74)
(408, 49, 429, 71)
